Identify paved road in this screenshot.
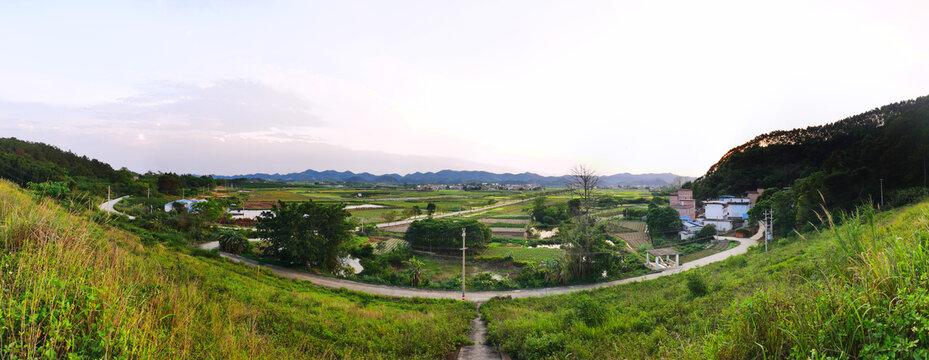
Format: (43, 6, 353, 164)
(99, 196, 136, 220)
(201, 222, 764, 302)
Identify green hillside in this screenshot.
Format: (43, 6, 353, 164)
(0, 180, 474, 359)
(481, 204, 929, 359)
(691, 95, 929, 228)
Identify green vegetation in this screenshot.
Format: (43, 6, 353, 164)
(481, 202, 929, 359)
(256, 201, 354, 272)
(0, 180, 473, 359)
(692, 94, 929, 233)
(529, 197, 569, 229)
(646, 205, 681, 239)
(479, 245, 564, 263)
(404, 218, 492, 250)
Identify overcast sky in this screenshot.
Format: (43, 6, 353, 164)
(2, 1, 928, 177)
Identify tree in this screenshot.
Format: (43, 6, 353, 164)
(215, 230, 248, 254)
(406, 257, 425, 286)
(404, 218, 492, 251)
(425, 203, 437, 216)
(566, 165, 601, 213)
(564, 165, 602, 279)
(646, 205, 682, 239)
(383, 210, 399, 223)
(157, 173, 181, 195)
(695, 224, 716, 241)
(256, 201, 354, 271)
(403, 206, 422, 218)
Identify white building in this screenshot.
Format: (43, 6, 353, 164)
(164, 199, 205, 212)
(703, 196, 752, 232)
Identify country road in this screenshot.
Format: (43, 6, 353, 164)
(99, 196, 135, 220)
(201, 222, 764, 302)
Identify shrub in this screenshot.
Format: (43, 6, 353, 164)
(574, 295, 609, 326)
(686, 272, 709, 297)
(215, 230, 248, 254)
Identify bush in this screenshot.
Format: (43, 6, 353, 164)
(623, 207, 648, 219)
(574, 295, 609, 326)
(686, 272, 709, 297)
(695, 224, 717, 240)
(215, 230, 248, 255)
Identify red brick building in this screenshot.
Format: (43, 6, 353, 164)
(669, 189, 696, 219)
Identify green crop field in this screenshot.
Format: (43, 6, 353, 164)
(479, 245, 564, 263)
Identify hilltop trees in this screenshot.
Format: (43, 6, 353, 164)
(256, 201, 354, 271)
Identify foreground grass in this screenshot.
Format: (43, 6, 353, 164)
(482, 203, 929, 359)
(0, 181, 473, 359)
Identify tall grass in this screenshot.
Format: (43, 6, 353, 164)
(0, 181, 474, 359)
(481, 202, 929, 359)
(706, 204, 929, 359)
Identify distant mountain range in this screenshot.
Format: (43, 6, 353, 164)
(214, 169, 691, 186)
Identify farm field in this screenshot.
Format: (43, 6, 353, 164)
(221, 185, 551, 224)
(479, 244, 565, 263)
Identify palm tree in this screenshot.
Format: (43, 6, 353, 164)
(215, 230, 248, 254)
(406, 257, 425, 286)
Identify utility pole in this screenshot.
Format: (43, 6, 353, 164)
(107, 185, 111, 202)
(880, 178, 884, 208)
(461, 228, 467, 301)
(147, 187, 150, 199)
(764, 209, 773, 252)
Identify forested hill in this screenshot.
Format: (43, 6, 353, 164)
(0, 137, 122, 185)
(692, 94, 929, 209)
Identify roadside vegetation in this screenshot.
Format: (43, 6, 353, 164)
(0, 180, 474, 359)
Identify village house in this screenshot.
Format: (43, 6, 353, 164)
(164, 199, 205, 212)
(669, 189, 697, 219)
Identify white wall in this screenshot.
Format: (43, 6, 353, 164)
(705, 203, 725, 220)
(704, 219, 732, 232)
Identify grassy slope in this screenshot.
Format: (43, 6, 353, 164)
(0, 181, 474, 359)
(482, 203, 929, 359)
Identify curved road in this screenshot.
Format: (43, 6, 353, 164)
(202, 222, 764, 302)
(99, 196, 136, 220)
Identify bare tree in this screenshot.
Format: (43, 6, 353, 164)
(567, 164, 601, 213)
(564, 165, 601, 279)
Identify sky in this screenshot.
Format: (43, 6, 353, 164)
(1, 1, 928, 177)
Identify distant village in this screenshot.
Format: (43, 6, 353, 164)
(670, 188, 764, 240)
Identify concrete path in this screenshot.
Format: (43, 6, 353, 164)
(99, 196, 136, 220)
(458, 303, 502, 360)
(199, 222, 764, 302)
